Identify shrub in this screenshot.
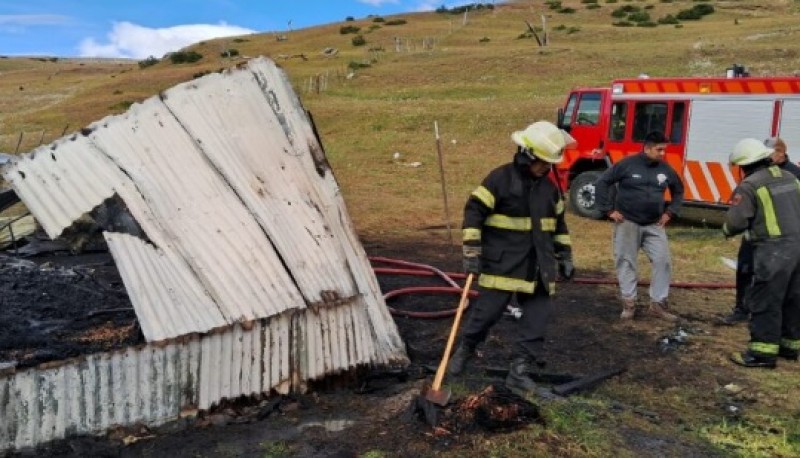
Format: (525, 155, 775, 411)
(581, 0, 598, 3)
(546, 1, 562, 10)
(558, 7, 576, 13)
(479, 36, 490, 43)
(348, 60, 371, 70)
(193, 70, 212, 79)
(138, 56, 159, 68)
(352, 35, 367, 46)
(109, 101, 133, 111)
(345, 16, 354, 21)
(220, 48, 239, 57)
(587, 4, 601, 9)
(340, 25, 360, 34)
(693, 4, 715, 15)
(567, 26, 581, 34)
(628, 11, 651, 22)
(373, 17, 385, 22)
(232, 38, 248, 43)
(658, 14, 679, 24)
(368, 24, 381, 31)
(676, 9, 702, 20)
(606, 0, 618, 3)
(168, 51, 202, 64)
(612, 21, 633, 27)
(385, 19, 407, 26)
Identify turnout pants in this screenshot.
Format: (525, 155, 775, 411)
(459, 282, 553, 362)
(747, 238, 800, 355)
(613, 220, 671, 303)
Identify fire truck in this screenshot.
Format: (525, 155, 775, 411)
(555, 67, 800, 218)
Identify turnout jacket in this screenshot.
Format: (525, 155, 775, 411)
(595, 152, 684, 225)
(463, 153, 572, 295)
(723, 165, 800, 242)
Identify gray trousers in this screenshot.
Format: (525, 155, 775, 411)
(613, 219, 671, 303)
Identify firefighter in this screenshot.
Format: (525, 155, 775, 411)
(720, 137, 800, 326)
(594, 131, 684, 321)
(725, 138, 800, 368)
(447, 120, 576, 398)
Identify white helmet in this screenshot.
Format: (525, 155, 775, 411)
(511, 121, 577, 164)
(729, 138, 773, 166)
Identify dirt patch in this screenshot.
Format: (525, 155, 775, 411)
(7, 237, 740, 457)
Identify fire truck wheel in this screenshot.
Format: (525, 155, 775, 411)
(569, 170, 608, 220)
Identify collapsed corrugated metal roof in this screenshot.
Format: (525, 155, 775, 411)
(1, 56, 406, 358)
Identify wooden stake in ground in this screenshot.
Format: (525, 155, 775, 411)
(434, 121, 455, 249)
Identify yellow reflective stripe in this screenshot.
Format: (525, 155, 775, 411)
(554, 234, 572, 246)
(462, 228, 481, 242)
(479, 274, 536, 294)
(556, 199, 565, 215)
(471, 186, 495, 209)
(768, 165, 781, 177)
(756, 186, 781, 236)
(541, 218, 556, 231)
(748, 342, 779, 355)
(548, 282, 556, 294)
(781, 338, 800, 350)
(486, 214, 532, 231)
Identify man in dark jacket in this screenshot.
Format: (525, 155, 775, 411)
(594, 131, 684, 321)
(721, 136, 800, 325)
(724, 138, 800, 368)
(448, 120, 576, 398)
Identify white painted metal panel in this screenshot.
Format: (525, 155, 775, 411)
(105, 232, 225, 341)
(685, 99, 775, 164)
(161, 65, 358, 306)
(778, 100, 800, 154)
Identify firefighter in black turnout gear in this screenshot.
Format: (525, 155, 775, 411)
(724, 138, 800, 368)
(449, 121, 576, 398)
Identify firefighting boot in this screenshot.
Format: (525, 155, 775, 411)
(730, 350, 777, 369)
(778, 347, 799, 362)
(447, 343, 475, 376)
(505, 358, 539, 398)
(620, 297, 636, 320)
(720, 307, 749, 325)
(649, 300, 678, 322)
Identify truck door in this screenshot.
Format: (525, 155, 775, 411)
(564, 91, 604, 152)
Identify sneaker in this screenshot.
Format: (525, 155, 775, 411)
(649, 301, 678, 322)
(730, 350, 777, 368)
(778, 347, 799, 361)
(720, 309, 749, 326)
(620, 298, 636, 320)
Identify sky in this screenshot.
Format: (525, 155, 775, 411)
(0, 0, 479, 59)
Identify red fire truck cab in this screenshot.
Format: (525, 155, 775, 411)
(555, 72, 800, 218)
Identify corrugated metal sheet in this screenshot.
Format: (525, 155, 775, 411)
(0, 307, 402, 453)
(2, 57, 404, 352)
(0, 56, 408, 452)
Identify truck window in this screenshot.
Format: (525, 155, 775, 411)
(632, 102, 667, 142)
(575, 92, 601, 125)
(564, 93, 578, 125)
(609, 102, 627, 142)
(669, 102, 685, 144)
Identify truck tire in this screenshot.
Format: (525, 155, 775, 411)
(569, 170, 606, 220)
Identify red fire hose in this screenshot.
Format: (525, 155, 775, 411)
(370, 256, 735, 319)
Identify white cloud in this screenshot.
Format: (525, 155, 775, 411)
(78, 21, 257, 59)
(0, 14, 70, 26)
(357, 0, 400, 6)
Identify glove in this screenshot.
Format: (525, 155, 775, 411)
(558, 258, 575, 280)
(462, 244, 482, 274)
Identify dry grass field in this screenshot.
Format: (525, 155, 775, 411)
(3, 0, 800, 456)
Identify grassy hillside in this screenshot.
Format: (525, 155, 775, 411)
(2, 3, 800, 454)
